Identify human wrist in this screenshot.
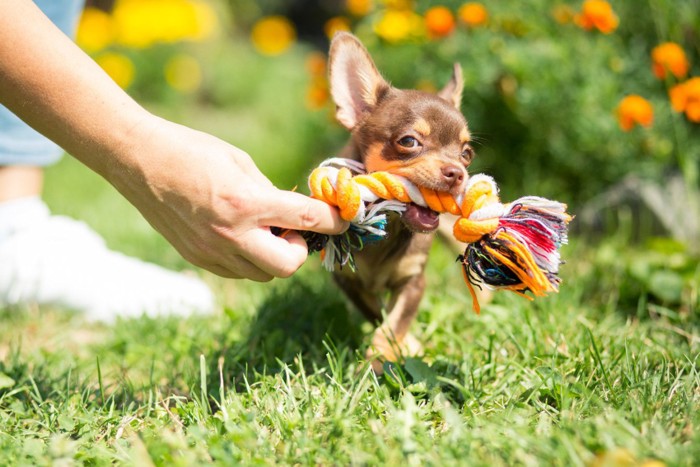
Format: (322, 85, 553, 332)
(86, 109, 161, 193)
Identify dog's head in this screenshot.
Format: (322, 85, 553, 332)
(329, 32, 474, 233)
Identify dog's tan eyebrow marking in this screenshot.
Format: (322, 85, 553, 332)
(365, 142, 403, 171)
(460, 128, 471, 143)
(412, 118, 432, 136)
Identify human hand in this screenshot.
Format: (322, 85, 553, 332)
(108, 115, 348, 281)
(0, 2, 346, 281)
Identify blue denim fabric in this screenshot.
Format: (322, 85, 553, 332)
(0, 0, 85, 166)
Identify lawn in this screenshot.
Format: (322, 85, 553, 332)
(1, 149, 698, 465)
(2, 0, 700, 463)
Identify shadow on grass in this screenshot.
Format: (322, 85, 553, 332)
(216, 274, 367, 390)
(1, 274, 474, 411)
(0, 274, 369, 413)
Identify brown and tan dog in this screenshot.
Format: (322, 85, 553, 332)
(327, 32, 475, 372)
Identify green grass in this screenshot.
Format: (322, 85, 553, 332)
(2, 38, 699, 462)
(1, 151, 698, 465)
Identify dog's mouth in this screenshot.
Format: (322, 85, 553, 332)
(402, 203, 440, 233)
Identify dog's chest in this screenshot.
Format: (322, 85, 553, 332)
(334, 217, 433, 293)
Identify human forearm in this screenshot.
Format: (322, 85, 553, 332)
(0, 0, 151, 178)
(0, 0, 347, 280)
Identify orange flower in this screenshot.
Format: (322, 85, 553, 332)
(346, 0, 373, 17)
(305, 51, 329, 109)
(305, 51, 327, 77)
(250, 16, 296, 55)
(651, 42, 690, 80)
(425, 6, 455, 38)
(616, 95, 653, 131)
(324, 16, 352, 39)
(575, 0, 618, 34)
(383, 0, 414, 10)
(306, 82, 330, 110)
(458, 2, 488, 27)
(669, 78, 700, 123)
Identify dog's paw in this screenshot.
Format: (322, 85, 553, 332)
(366, 329, 424, 374)
(402, 332, 424, 357)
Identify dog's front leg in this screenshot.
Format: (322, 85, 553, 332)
(367, 273, 426, 373)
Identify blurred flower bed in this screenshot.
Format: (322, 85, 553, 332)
(76, 0, 346, 190)
(331, 0, 700, 204)
(77, 0, 700, 199)
(77, 0, 699, 310)
(78, 0, 218, 98)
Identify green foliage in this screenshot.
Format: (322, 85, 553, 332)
(351, 0, 700, 204)
(584, 236, 699, 313)
(3, 2, 699, 464)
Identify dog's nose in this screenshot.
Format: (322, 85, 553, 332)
(441, 164, 465, 186)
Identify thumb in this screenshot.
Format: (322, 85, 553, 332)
(260, 189, 348, 235)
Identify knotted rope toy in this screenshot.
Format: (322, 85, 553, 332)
(297, 158, 572, 313)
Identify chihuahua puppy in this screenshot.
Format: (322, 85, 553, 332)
(327, 32, 474, 372)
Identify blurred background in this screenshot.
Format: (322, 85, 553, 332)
(55, 0, 698, 313)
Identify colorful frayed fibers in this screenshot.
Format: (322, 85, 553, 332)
(302, 158, 571, 313)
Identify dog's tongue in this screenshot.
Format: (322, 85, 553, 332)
(402, 203, 440, 233)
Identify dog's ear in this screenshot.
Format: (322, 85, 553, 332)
(437, 63, 464, 110)
(329, 32, 390, 130)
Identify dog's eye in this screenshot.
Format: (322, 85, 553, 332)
(397, 136, 419, 149)
(461, 146, 475, 162)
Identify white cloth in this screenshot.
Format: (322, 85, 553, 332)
(0, 197, 214, 321)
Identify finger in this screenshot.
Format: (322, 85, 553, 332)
(260, 190, 349, 235)
(153, 223, 272, 281)
(200, 257, 274, 282)
(218, 255, 275, 282)
(240, 228, 309, 278)
(204, 263, 243, 279)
